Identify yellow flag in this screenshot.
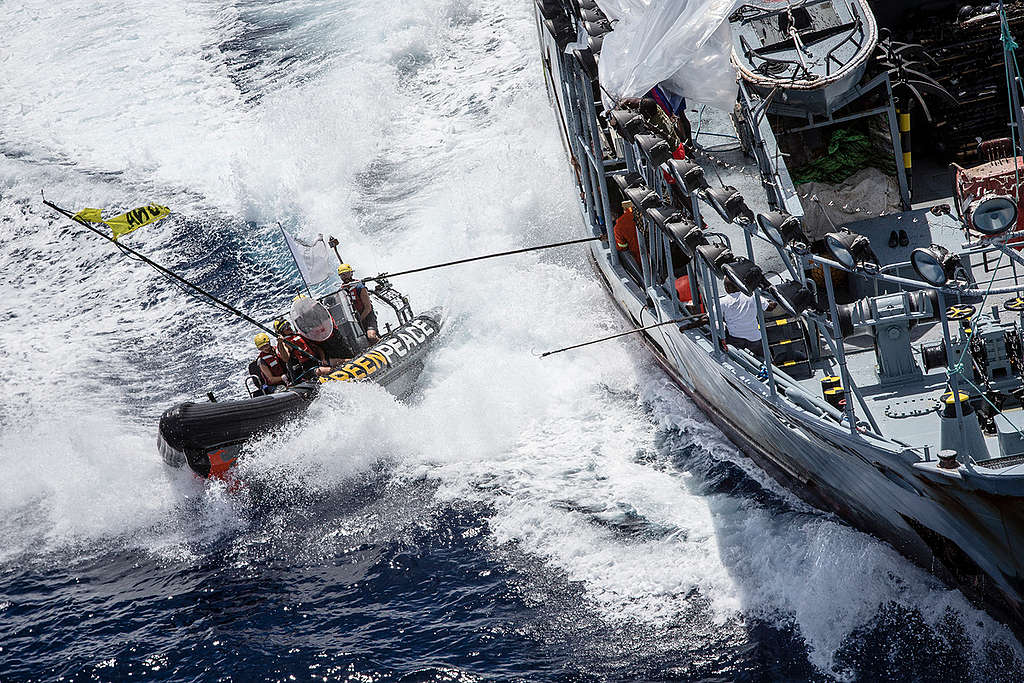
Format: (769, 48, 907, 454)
(105, 204, 171, 240)
(72, 203, 170, 239)
(73, 208, 104, 223)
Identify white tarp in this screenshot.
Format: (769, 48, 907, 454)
(595, 0, 740, 113)
(281, 228, 334, 288)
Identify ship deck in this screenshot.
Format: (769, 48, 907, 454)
(688, 105, 1024, 466)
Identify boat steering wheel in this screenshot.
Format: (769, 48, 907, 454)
(1005, 297, 1024, 312)
(946, 304, 976, 321)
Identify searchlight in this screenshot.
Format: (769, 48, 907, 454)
(911, 245, 963, 286)
(826, 229, 876, 269)
(756, 211, 807, 249)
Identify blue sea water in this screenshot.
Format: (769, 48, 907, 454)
(2, 1, 1024, 681)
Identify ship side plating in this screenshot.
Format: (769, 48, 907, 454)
(536, 0, 1024, 633)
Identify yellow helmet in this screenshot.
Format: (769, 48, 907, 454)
(337, 263, 353, 275)
(292, 294, 307, 301)
(254, 333, 271, 347)
(273, 319, 286, 332)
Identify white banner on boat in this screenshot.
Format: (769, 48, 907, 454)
(595, 0, 739, 113)
(281, 228, 334, 289)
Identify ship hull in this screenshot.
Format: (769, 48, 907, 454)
(536, 10, 1024, 635)
(587, 239, 1024, 633)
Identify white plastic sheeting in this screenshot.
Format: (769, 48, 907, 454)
(595, 0, 740, 113)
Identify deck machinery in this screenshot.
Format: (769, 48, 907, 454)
(537, 0, 1024, 633)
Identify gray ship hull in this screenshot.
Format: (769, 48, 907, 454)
(535, 8, 1024, 633)
(585, 236, 1024, 630)
(587, 235, 1024, 632)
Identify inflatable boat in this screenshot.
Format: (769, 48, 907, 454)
(158, 280, 443, 479)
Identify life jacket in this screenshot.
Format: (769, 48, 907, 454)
(258, 349, 286, 378)
(662, 143, 687, 186)
(345, 282, 367, 313)
(286, 334, 317, 363)
(614, 210, 640, 260)
(675, 275, 706, 313)
(675, 275, 693, 303)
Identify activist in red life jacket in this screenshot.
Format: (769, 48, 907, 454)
(274, 319, 327, 379)
(254, 333, 288, 393)
(338, 263, 379, 343)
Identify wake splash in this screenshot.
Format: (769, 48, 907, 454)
(0, 0, 1022, 679)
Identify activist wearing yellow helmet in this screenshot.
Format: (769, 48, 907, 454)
(254, 333, 271, 348)
(337, 263, 353, 275)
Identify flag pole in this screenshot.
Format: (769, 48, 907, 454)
(43, 197, 311, 359)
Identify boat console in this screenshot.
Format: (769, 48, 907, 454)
(245, 278, 416, 397)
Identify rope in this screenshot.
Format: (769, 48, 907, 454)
(949, 247, 1004, 375)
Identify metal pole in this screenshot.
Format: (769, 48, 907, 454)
(822, 263, 859, 434)
(937, 291, 971, 464)
(43, 199, 311, 360)
(703, 259, 723, 354)
(887, 75, 912, 209)
(744, 227, 777, 398)
(538, 315, 704, 357)
(754, 293, 777, 399)
(896, 96, 913, 203)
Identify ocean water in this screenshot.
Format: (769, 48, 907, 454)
(1, 1, 1023, 681)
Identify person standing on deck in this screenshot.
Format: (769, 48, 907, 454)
(338, 264, 380, 343)
(613, 200, 641, 264)
(720, 279, 774, 358)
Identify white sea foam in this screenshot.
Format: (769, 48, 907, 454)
(0, 0, 1020, 675)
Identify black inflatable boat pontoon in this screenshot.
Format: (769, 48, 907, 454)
(158, 281, 442, 479)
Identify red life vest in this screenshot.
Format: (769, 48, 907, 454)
(662, 143, 687, 186)
(675, 275, 706, 313)
(286, 335, 316, 363)
(675, 275, 693, 303)
(258, 349, 286, 378)
(614, 210, 640, 260)
(345, 282, 367, 313)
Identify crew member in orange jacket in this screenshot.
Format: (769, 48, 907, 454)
(613, 200, 641, 263)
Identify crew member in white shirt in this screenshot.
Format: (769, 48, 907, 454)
(720, 279, 774, 358)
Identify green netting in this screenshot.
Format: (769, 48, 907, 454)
(791, 128, 886, 185)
